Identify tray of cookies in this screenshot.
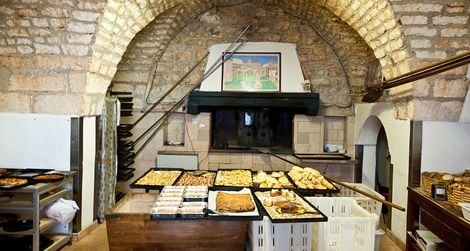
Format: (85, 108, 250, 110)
(131, 168, 183, 190)
(254, 189, 327, 223)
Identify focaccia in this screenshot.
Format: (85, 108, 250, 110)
(216, 192, 255, 213)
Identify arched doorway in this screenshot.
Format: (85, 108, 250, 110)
(357, 115, 393, 230)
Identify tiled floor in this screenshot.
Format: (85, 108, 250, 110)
(60, 223, 404, 251)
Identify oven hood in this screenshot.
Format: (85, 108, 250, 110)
(186, 91, 319, 115)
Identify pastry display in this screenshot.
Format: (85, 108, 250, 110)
(252, 170, 295, 189)
(215, 170, 252, 187)
(288, 166, 334, 190)
(216, 192, 255, 213)
(175, 171, 216, 186)
(135, 170, 181, 186)
(151, 186, 208, 218)
(255, 189, 325, 222)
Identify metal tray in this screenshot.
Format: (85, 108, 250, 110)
(294, 153, 351, 160)
(251, 170, 296, 191)
(254, 190, 328, 223)
(173, 171, 216, 187)
(130, 168, 183, 191)
(285, 171, 340, 196)
(31, 173, 64, 183)
(0, 177, 33, 190)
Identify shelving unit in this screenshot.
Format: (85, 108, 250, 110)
(0, 173, 75, 251)
(406, 187, 470, 251)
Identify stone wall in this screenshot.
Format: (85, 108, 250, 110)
(0, 0, 105, 114)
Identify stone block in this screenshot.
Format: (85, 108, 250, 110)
(393, 3, 443, 12)
(404, 27, 437, 37)
(17, 45, 33, 54)
(399, 15, 428, 25)
(415, 50, 447, 60)
(432, 16, 468, 25)
(42, 7, 69, 18)
(410, 39, 431, 48)
(34, 43, 61, 54)
(441, 28, 468, 38)
(35, 94, 82, 115)
(10, 74, 67, 92)
(62, 44, 89, 56)
(296, 132, 310, 144)
(433, 78, 468, 98)
(72, 10, 100, 22)
(0, 93, 32, 113)
(67, 22, 96, 33)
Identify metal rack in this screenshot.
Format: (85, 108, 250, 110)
(0, 173, 75, 251)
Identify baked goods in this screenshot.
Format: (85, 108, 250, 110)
(135, 170, 181, 186)
(216, 192, 255, 212)
(253, 171, 294, 189)
(175, 171, 215, 186)
(288, 166, 334, 190)
(0, 177, 28, 186)
(215, 170, 252, 187)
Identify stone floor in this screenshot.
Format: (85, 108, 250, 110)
(60, 223, 403, 251)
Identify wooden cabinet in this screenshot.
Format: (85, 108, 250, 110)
(406, 187, 470, 251)
(0, 174, 74, 251)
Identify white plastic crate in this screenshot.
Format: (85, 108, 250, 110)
(248, 216, 312, 251)
(306, 197, 376, 251)
(336, 183, 384, 216)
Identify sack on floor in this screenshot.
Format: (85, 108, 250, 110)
(44, 198, 80, 224)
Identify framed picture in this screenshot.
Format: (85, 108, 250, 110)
(222, 52, 281, 92)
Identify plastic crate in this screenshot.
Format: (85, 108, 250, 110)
(336, 183, 384, 216)
(306, 197, 376, 251)
(248, 216, 312, 251)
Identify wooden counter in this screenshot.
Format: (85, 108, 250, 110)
(406, 187, 470, 251)
(105, 192, 248, 251)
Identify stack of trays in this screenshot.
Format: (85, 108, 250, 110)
(151, 186, 208, 219)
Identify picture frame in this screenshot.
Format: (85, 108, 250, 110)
(221, 52, 281, 92)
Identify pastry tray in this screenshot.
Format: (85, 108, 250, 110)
(173, 171, 217, 187)
(130, 168, 183, 191)
(207, 188, 262, 221)
(254, 190, 328, 223)
(0, 177, 34, 190)
(212, 169, 253, 190)
(285, 172, 340, 196)
(251, 171, 296, 191)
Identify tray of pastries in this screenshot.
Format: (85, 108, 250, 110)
(287, 166, 339, 195)
(207, 188, 261, 220)
(174, 171, 216, 187)
(252, 170, 295, 190)
(254, 189, 327, 223)
(150, 186, 208, 219)
(214, 169, 253, 189)
(131, 168, 183, 190)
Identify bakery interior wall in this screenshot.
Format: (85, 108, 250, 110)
(0, 0, 469, 243)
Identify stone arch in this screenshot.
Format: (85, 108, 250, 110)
(84, 0, 410, 115)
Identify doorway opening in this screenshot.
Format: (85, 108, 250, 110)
(375, 126, 392, 230)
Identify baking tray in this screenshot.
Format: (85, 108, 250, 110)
(173, 171, 216, 187)
(294, 153, 351, 160)
(207, 188, 262, 221)
(0, 177, 34, 190)
(213, 169, 253, 190)
(31, 173, 64, 183)
(254, 190, 327, 223)
(286, 171, 340, 196)
(130, 168, 183, 190)
(251, 170, 296, 191)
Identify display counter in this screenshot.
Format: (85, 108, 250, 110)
(105, 192, 248, 251)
